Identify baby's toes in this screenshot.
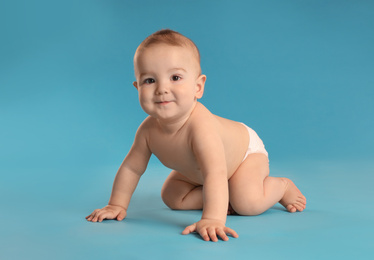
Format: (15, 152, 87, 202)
(286, 205, 296, 213)
(294, 202, 305, 212)
(297, 196, 307, 205)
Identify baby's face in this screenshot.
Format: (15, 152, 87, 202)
(133, 44, 205, 123)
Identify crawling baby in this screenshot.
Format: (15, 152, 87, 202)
(86, 29, 306, 242)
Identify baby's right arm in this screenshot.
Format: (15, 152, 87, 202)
(86, 123, 152, 222)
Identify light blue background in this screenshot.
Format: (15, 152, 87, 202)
(1, 1, 373, 259)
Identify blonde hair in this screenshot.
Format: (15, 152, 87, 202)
(134, 29, 201, 74)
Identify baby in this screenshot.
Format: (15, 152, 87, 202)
(86, 29, 306, 242)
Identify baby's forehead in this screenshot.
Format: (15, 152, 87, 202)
(136, 43, 198, 60)
(134, 43, 201, 73)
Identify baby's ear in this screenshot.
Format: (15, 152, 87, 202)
(133, 81, 138, 89)
(195, 74, 206, 99)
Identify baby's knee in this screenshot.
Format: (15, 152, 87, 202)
(161, 185, 184, 210)
(162, 198, 180, 210)
(161, 186, 176, 209)
(234, 207, 264, 216)
(234, 206, 264, 216)
(231, 197, 266, 216)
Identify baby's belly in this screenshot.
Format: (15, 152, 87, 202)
(179, 170, 205, 185)
(154, 154, 204, 185)
(170, 163, 205, 185)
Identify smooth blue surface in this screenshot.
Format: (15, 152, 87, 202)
(1, 1, 373, 259)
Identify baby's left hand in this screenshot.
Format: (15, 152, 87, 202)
(182, 218, 239, 242)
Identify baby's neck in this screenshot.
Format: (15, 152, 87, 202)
(156, 114, 190, 134)
(156, 103, 198, 134)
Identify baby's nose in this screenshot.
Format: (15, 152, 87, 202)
(155, 82, 169, 94)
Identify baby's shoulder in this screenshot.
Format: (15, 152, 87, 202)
(188, 103, 221, 134)
(189, 103, 242, 136)
(190, 102, 216, 122)
(136, 116, 156, 135)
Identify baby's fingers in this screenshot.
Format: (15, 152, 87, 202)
(86, 215, 94, 221)
(88, 209, 110, 222)
(117, 209, 127, 221)
(92, 211, 102, 222)
(207, 227, 218, 242)
(86, 209, 100, 221)
(216, 228, 229, 241)
(224, 227, 239, 238)
(182, 223, 197, 235)
(97, 211, 115, 222)
(199, 229, 210, 241)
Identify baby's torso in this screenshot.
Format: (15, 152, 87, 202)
(146, 103, 249, 184)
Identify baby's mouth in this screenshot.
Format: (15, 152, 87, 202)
(156, 100, 173, 105)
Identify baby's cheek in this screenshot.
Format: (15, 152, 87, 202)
(138, 97, 154, 115)
(138, 92, 150, 105)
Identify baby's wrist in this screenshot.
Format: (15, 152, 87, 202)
(202, 211, 227, 223)
(107, 203, 127, 210)
(200, 217, 226, 224)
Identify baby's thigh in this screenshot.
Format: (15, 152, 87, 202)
(229, 153, 269, 199)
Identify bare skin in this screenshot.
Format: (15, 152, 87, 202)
(86, 42, 307, 242)
(161, 136, 307, 217)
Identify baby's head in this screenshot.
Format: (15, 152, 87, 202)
(132, 29, 206, 121)
(133, 29, 202, 78)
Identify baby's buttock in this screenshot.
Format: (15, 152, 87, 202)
(239, 123, 268, 162)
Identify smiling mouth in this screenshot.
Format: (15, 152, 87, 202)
(156, 101, 172, 105)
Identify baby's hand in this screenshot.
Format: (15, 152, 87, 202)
(86, 205, 127, 222)
(182, 218, 239, 242)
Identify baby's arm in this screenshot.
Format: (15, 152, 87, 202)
(86, 123, 151, 222)
(182, 123, 238, 241)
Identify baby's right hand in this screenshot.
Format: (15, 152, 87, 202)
(86, 205, 127, 222)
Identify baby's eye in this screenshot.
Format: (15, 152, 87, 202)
(171, 75, 181, 81)
(143, 78, 155, 84)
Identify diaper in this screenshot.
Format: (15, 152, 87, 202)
(240, 123, 268, 161)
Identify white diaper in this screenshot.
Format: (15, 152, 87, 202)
(240, 123, 268, 161)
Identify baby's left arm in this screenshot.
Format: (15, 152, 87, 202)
(182, 123, 238, 241)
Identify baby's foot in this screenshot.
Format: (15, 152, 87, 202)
(279, 178, 306, 213)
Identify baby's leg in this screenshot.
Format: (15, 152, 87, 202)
(229, 154, 306, 215)
(161, 170, 203, 210)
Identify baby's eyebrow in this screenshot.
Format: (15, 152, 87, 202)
(139, 72, 150, 78)
(138, 68, 187, 79)
(138, 71, 156, 79)
(168, 68, 187, 73)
